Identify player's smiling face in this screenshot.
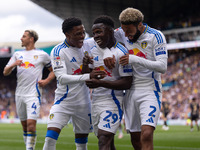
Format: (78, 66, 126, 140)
(121, 24, 141, 43)
(66, 25, 85, 48)
(92, 23, 111, 48)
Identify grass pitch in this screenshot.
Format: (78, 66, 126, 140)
(0, 123, 199, 150)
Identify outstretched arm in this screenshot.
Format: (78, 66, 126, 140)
(120, 53, 167, 74)
(86, 76, 132, 90)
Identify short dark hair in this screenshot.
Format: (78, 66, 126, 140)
(62, 17, 82, 34)
(93, 15, 114, 28)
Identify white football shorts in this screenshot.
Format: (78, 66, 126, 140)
(91, 96, 123, 136)
(47, 102, 92, 134)
(15, 95, 41, 121)
(124, 89, 162, 132)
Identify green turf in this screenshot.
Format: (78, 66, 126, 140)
(0, 123, 199, 150)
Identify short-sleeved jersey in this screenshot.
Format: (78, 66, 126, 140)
(190, 102, 199, 116)
(162, 101, 170, 114)
(114, 24, 168, 91)
(51, 39, 91, 106)
(6, 49, 51, 97)
(89, 41, 133, 104)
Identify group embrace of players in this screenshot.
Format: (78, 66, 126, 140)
(4, 7, 168, 150)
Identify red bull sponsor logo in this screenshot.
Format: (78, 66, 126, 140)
(96, 66, 112, 77)
(20, 61, 35, 69)
(54, 56, 60, 60)
(129, 48, 147, 59)
(72, 65, 83, 75)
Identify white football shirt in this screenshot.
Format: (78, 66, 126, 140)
(114, 24, 168, 92)
(6, 49, 51, 97)
(51, 39, 91, 106)
(89, 42, 133, 104)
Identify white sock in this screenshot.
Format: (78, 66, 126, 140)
(43, 137, 57, 150)
(23, 131, 27, 146)
(76, 143, 87, 150)
(26, 132, 37, 150)
(119, 126, 123, 134)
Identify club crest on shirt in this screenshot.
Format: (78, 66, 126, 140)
(141, 41, 147, 49)
(34, 55, 38, 60)
(49, 113, 54, 120)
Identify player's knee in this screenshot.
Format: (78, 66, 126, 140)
(27, 124, 36, 132)
(141, 129, 153, 142)
(98, 135, 111, 148)
(131, 133, 141, 150)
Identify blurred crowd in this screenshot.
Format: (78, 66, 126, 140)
(162, 48, 200, 120)
(1, 48, 200, 121)
(155, 17, 200, 43)
(156, 16, 200, 31)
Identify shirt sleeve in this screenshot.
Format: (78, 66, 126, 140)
(129, 31, 168, 74)
(51, 49, 90, 85)
(6, 52, 17, 66)
(43, 52, 52, 68)
(116, 45, 133, 77)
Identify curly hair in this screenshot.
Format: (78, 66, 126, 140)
(62, 17, 82, 34)
(25, 30, 38, 42)
(119, 7, 144, 25)
(93, 15, 114, 28)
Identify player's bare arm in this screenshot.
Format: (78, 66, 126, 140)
(89, 69, 106, 80)
(3, 59, 23, 76)
(38, 67, 55, 87)
(86, 76, 132, 89)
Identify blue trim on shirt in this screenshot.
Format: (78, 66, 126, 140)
(54, 85, 69, 105)
(147, 27, 163, 44)
(152, 72, 161, 92)
(155, 51, 166, 56)
(53, 41, 68, 57)
(36, 80, 41, 105)
(116, 42, 128, 55)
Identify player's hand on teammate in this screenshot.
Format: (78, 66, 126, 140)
(103, 55, 116, 70)
(86, 78, 101, 88)
(83, 53, 93, 66)
(90, 69, 106, 80)
(119, 53, 129, 66)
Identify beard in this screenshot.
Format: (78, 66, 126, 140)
(129, 28, 141, 43)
